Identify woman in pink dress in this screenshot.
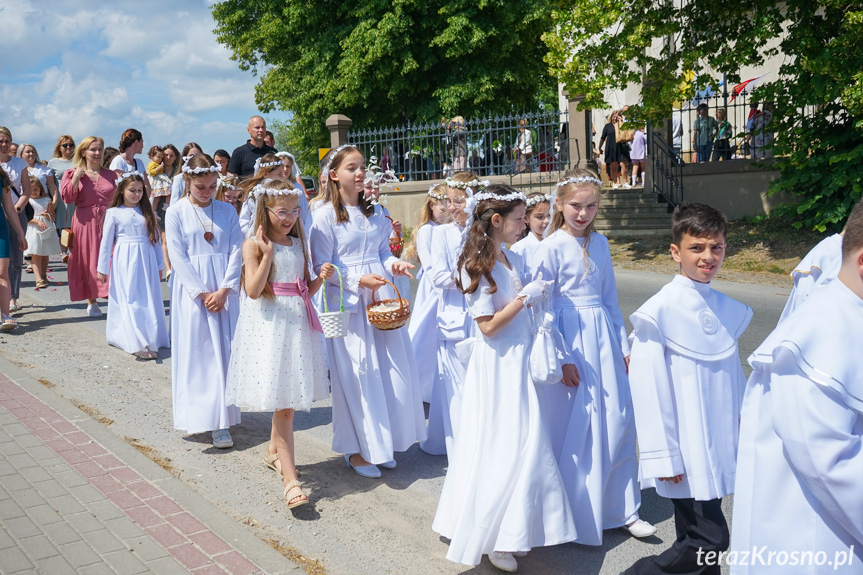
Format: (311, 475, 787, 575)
(60, 136, 116, 317)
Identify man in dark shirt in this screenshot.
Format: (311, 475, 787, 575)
(227, 116, 278, 179)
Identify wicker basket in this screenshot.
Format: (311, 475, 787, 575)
(366, 279, 411, 331)
(318, 267, 350, 338)
(385, 215, 404, 258)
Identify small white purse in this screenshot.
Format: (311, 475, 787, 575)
(528, 298, 563, 386)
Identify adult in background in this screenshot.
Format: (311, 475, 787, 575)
(60, 137, 115, 317)
(19, 144, 59, 220)
(0, 127, 33, 313)
(227, 116, 277, 179)
(214, 149, 230, 176)
(0, 166, 28, 329)
(712, 109, 732, 161)
(598, 111, 620, 187)
(264, 131, 276, 148)
(692, 103, 717, 163)
(110, 129, 151, 194)
(48, 135, 76, 261)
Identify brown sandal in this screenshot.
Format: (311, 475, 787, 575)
(284, 480, 308, 509)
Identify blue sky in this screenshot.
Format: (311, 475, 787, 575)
(0, 0, 290, 162)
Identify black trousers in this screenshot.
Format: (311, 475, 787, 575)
(624, 498, 729, 575)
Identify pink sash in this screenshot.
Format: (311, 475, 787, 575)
(270, 279, 323, 334)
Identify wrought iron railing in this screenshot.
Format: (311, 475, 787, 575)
(347, 109, 570, 182)
(648, 125, 683, 207)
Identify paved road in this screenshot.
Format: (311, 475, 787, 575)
(0, 260, 790, 574)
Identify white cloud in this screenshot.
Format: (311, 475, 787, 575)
(0, 0, 262, 158)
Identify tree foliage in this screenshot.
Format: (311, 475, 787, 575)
(544, 0, 863, 231)
(212, 0, 557, 175)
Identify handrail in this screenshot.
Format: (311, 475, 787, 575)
(648, 127, 683, 207)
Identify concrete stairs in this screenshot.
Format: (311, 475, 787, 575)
(594, 187, 673, 238)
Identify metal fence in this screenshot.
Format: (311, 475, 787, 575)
(671, 90, 774, 163)
(347, 109, 570, 182)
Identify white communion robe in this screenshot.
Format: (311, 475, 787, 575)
(533, 230, 641, 545)
(406, 221, 440, 403)
(628, 275, 752, 500)
(420, 222, 470, 456)
(433, 251, 577, 566)
(166, 198, 243, 434)
(96, 206, 169, 355)
(731, 279, 863, 574)
(510, 232, 541, 277)
(309, 202, 426, 465)
(778, 233, 843, 325)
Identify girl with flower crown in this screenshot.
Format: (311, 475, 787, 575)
(510, 191, 551, 276)
(308, 145, 425, 478)
(165, 154, 244, 449)
(533, 168, 656, 545)
(238, 153, 295, 237)
(419, 172, 482, 456)
(226, 179, 334, 509)
(405, 183, 450, 404)
(96, 172, 168, 360)
(433, 183, 576, 572)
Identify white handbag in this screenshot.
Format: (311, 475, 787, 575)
(528, 299, 563, 386)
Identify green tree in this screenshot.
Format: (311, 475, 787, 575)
(212, 0, 558, 176)
(544, 0, 863, 231)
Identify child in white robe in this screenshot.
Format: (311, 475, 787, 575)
(96, 172, 168, 359)
(308, 145, 424, 478)
(625, 202, 752, 575)
(510, 191, 550, 276)
(730, 200, 863, 574)
(405, 184, 450, 403)
(165, 155, 243, 449)
(420, 173, 481, 456)
(432, 183, 576, 572)
(534, 169, 654, 544)
(777, 230, 843, 324)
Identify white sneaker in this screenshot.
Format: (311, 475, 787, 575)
(87, 303, 102, 317)
(624, 518, 657, 538)
(212, 429, 234, 449)
(489, 551, 518, 572)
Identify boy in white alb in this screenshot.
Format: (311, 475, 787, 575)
(777, 230, 843, 324)
(625, 203, 752, 575)
(730, 201, 863, 574)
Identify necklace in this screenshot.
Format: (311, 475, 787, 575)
(192, 201, 215, 243)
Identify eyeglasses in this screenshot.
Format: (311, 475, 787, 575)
(61, 143, 75, 149)
(267, 207, 301, 220)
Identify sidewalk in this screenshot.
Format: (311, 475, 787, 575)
(0, 354, 302, 575)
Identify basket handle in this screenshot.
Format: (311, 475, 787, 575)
(371, 279, 406, 311)
(321, 265, 345, 313)
(384, 215, 401, 239)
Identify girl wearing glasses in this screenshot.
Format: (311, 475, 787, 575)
(226, 179, 333, 509)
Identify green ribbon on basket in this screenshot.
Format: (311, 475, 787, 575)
(321, 265, 345, 313)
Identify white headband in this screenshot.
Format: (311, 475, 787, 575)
(182, 164, 220, 175)
(248, 183, 302, 200)
(526, 194, 551, 208)
(427, 185, 446, 202)
(217, 176, 239, 191)
(115, 171, 144, 184)
(555, 176, 602, 190)
(323, 144, 354, 176)
(445, 178, 489, 194)
(254, 157, 283, 174)
(459, 189, 526, 255)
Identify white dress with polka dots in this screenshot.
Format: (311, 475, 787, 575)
(225, 241, 329, 411)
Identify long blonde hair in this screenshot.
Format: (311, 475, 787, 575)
(71, 137, 105, 169)
(242, 180, 310, 299)
(549, 168, 602, 277)
(403, 184, 448, 263)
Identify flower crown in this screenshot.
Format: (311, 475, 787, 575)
(115, 171, 144, 184)
(555, 176, 602, 190)
(445, 177, 489, 194)
(182, 164, 220, 175)
(526, 194, 551, 208)
(323, 144, 354, 176)
(248, 183, 302, 200)
(217, 176, 239, 191)
(427, 185, 446, 202)
(470, 191, 527, 208)
(254, 157, 283, 174)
